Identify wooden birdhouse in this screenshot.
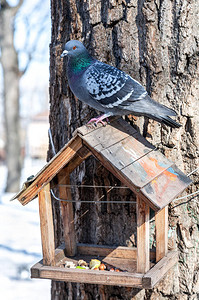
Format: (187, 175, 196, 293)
(13, 118, 191, 288)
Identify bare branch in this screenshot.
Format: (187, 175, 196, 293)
(11, 0, 24, 16)
(18, 53, 32, 78)
(19, 12, 49, 76)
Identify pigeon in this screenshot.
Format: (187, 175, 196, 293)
(61, 40, 181, 128)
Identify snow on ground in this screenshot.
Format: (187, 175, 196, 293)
(0, 158, 51, 300)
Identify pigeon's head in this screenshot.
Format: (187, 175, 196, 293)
(61, 40, 87, 58)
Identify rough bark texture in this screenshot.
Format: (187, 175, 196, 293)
(0, 0, 23, 192)
(49, 0, 199, 299)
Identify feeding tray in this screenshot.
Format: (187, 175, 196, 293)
(13, 118, 191, 288)
(31, 243, 177, 288)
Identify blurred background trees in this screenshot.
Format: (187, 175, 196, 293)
(0, 0, 50, 192)
(0, 0, 22, 192)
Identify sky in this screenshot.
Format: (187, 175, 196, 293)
(16, 0, 51, 117)
(0, 0, 51, 119)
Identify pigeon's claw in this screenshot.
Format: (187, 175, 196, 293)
(87, 115, 107, 126)
(88, 116, 106, 126)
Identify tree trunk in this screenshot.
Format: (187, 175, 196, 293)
(0, 0, 23, 192)
(49, 0, 199, 299)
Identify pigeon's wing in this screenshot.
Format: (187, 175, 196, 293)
(84, 61, 180, 127)
(85, 61, 148, 110)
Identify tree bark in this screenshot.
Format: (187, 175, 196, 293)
(49, 0, 199, 299)
(0, 0, 23, 192)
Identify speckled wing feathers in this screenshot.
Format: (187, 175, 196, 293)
(85, 62, 147, 109)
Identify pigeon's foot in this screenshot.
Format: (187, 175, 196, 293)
(87, 114, 110, 126)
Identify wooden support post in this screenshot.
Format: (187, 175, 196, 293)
(58, 170, 76, 256)
(155, 205, 168, 262)
(136, 196, 150, 273)
(38, 183, 55, 266)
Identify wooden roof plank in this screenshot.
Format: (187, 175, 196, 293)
(78, 118, 138, 152)
(140, 164, 192, 208)
(121, 149, 174, 188)
(75, 116, 129, 137)
(100, 133, 155, 170)
(14, 136, 83, 205)
(80, 121, 133, 150)
(12, 135, 80, 201)
(75, 121, 107, 136)
(111, 118, 140, 136)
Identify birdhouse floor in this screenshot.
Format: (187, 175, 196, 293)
(31, 243, 177, 289)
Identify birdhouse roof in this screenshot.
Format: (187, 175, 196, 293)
(12, 118, 191, 211)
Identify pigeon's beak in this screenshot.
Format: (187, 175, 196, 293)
(60, 50, 69, 58)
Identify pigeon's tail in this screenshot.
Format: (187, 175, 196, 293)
(139, 96, 181, 128)
(157, 115, 181, 128)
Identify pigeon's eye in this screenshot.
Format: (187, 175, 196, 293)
(73, 46, 76, 50)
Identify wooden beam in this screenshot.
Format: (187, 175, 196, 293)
(78, 243, 137, 259)
(62, 146, 91, 174)
(31, 261, 43, 278)
(77, 243, 156, 260)
(142, 250, 178, 288)
(155, 206, 168, 262)
(53, 243, 156, 264)
(33, 265, 143, 287)
(136, 196, 150, 273)
(38, 183, 55, 266)
(15, 136, 83, 205)
(58, 170, 76, 256)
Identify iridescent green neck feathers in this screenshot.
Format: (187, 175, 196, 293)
(68, 52, 94, 75)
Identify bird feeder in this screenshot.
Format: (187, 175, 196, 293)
(12, 118, 191, 288)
